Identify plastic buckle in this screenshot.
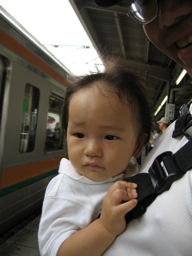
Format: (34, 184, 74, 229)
(148, 151, 182, 194)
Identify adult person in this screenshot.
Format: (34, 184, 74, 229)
(157, 116, 170, 133)
(94, 1, 192, 255)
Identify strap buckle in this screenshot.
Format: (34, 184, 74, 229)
(148, 151, 182, 194)
(183, 120, 192, 140)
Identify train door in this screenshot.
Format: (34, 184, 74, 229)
(45, 93, 64, 151)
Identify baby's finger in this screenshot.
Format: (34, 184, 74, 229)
(106, 181, 138, 204)
(118, 199, 138, 216)
(126, 187, 138, 199)
(125, 182, 138, 199)
(125, 182, 137, 189)
(111, 187, 137, 205)
(110, 188, 129, 205)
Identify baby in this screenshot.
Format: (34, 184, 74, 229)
(38, 65, 151, 256)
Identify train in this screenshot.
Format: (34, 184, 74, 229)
(0, 7, 70, 235)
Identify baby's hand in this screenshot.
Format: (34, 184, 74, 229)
(100, 181, 137, 236)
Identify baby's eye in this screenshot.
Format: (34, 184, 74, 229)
(105, 135, 118, 140)
(74, 133, 84, 138)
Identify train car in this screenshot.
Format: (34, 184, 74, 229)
(0, 7, 70, 235)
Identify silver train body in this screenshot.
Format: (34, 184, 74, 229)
(0, 7, 69, 234)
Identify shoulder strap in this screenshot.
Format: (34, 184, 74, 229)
(124, 115, 192, 223)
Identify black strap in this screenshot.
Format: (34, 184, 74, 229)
(172, 114, 192, 138)
(124, 115, 192, 223)
(123, 173, 157, 222)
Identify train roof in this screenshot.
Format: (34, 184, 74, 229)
(0, 6, 71, 80)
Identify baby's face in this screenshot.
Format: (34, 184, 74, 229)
(67, 82, 141, 181)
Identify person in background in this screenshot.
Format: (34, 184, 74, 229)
(157, 116, 170, 133)
(146, 125, 160, 153)
(38, 65, 152, 256)
(95, 1, 192, 255)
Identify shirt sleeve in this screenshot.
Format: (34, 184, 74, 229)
(38, 177, 93, 256)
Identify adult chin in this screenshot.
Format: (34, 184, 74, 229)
(178, 47, 192, 77)
(161, 47, 192, 78)
(186, 67, 192, 77)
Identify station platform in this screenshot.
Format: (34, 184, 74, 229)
(0, 216, 40, 256)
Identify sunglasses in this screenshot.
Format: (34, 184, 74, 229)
(95, 0, 159, 25)
(128, 0, 159, 24)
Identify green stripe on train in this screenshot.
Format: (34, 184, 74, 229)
(0, 169, 58, 197)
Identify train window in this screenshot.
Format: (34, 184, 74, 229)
(19, 84, 39, 153)
(45, 94, 64, 151)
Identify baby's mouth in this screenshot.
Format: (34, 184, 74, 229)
(176, 34, 192, 48)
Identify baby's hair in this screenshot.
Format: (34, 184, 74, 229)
(63, 65, 152, 144)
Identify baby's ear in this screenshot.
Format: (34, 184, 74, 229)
(133, 134, 147, 158)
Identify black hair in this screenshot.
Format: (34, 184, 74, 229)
(63, 65, 152, 144)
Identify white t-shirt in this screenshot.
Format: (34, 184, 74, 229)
(38, 158, 124, 256)
(104, 121, 192, 256)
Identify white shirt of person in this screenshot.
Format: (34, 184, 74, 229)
(104, 121, 192, 256)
